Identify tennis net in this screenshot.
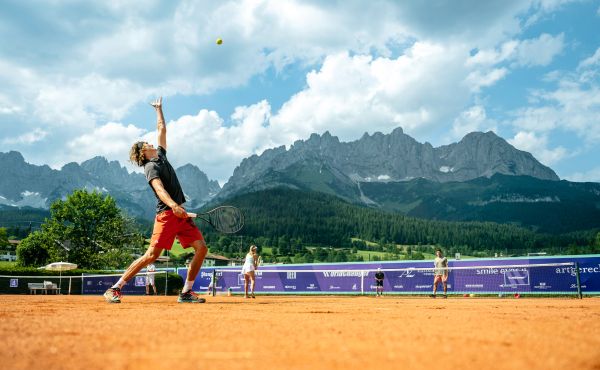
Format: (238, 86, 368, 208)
(209, 262, 583, 297)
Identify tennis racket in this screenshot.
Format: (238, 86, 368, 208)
(187, 206, 244, 234)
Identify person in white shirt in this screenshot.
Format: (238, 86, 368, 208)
(241, 245, 259, 299)
(145, 263, 157, 295)
(431, 249, 449, 298)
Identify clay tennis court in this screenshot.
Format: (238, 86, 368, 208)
(1, 295, 599, 370)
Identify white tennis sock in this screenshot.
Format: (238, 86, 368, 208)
(111, 278, 126, 289)
(182, 280, 194, 293)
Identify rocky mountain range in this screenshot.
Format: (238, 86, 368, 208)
(217, 128, 560, 203)
(3, 127, 591, 228)
(0, 152, 220, 218)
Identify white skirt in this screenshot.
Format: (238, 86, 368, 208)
(241, 263, 255, 275)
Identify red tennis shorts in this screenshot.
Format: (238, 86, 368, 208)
(150, 210, 204, 250)
(433, 275, 448, 284)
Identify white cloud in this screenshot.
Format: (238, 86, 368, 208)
(0, 106, 21, 114)
(510, 47, 600, 147)
(512, 82, 600, 141)
(2, 129, 48, 145)
(269, 45, 473, 143)
(467, 41, 519, 66)
(466, 68, 509, 92)
(578, 47, 600, 70)
(565, 167, 600, 183)
(451, 106, 498, 139)
(467, 33, 564, 68)
(508, 131, 568, 165)
(1, 1, 596, 182)
(514, 33, 564, 67)
(33, 74, 149, 129)
(66, 122, 146, 169)
(139, 103, 274, 183)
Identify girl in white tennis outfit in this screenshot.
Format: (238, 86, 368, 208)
(242, 245, 259, 298)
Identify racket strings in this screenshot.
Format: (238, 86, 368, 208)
(210, 207, 244, 233)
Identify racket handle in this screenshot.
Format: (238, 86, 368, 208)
(187, 212, 197, 218)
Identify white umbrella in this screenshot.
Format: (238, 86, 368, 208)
(40, 262, 78, 294)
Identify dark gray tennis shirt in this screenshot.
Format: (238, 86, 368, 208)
(143, 146, 185, 214)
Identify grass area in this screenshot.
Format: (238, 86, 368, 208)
(0, 261, 17, 268)
(355, 250, 388, 259)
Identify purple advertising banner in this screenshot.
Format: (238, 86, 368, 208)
(179, 255, 600, 294)
(82, 269, 174, 295)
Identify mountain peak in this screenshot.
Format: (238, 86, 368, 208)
(462, 131, 503, 142)
(0, 150, 220, 218)
(217, 127, 561, 201)
(0, 151, 25, 163)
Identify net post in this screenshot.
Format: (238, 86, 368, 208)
(212, 269, 217, 297)
(575, 262, 582, 299)
(361, 270, 364, 295)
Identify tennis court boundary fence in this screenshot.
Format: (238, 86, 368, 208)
(0, 271, 169, 295)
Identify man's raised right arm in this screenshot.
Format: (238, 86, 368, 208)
(150, 97, 167, 150)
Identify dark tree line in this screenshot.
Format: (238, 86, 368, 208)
(199, 188, 599, 256)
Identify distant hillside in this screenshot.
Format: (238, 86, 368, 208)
(199, 188, 596, 254)
(360, 174, 600, 233)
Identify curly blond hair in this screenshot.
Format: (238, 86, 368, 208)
(129, 141, 146, 167)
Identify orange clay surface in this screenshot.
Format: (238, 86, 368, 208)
(1, 295, 599, 370)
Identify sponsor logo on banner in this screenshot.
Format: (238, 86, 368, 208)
(262, 285, 276, 289)
(416, 284, 432, 289)
(352, 284, 357, 290)
(201, 271, 212, 278)
(9, 279, 18, 288)
(555, 264, 600, 277)
(329, 285, 340, 290)
(398, 269, 416, 278)
(393, 285, 404, 288)
(287, 272, 297, 279)
(322, 271, 363, 278)
(465, 284, 484, 288)
(534, 282, 551, 290)
(134, 277, 145, 287)
(306, 284, 318, 290)
(285, 285, 297, 289)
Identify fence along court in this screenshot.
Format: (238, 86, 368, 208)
(184, 255, 600, 297)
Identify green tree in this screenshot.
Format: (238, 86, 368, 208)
(0, 227, 9, 249)
(16, 230, 58, 267)
(17, 190, 141, 269)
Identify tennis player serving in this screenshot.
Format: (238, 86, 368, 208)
(103, 97, 208, 304)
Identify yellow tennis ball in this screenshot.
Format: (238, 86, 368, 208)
(216, 38, 223, 45)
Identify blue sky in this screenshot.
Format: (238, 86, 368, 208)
(1, 0, 599, 184)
